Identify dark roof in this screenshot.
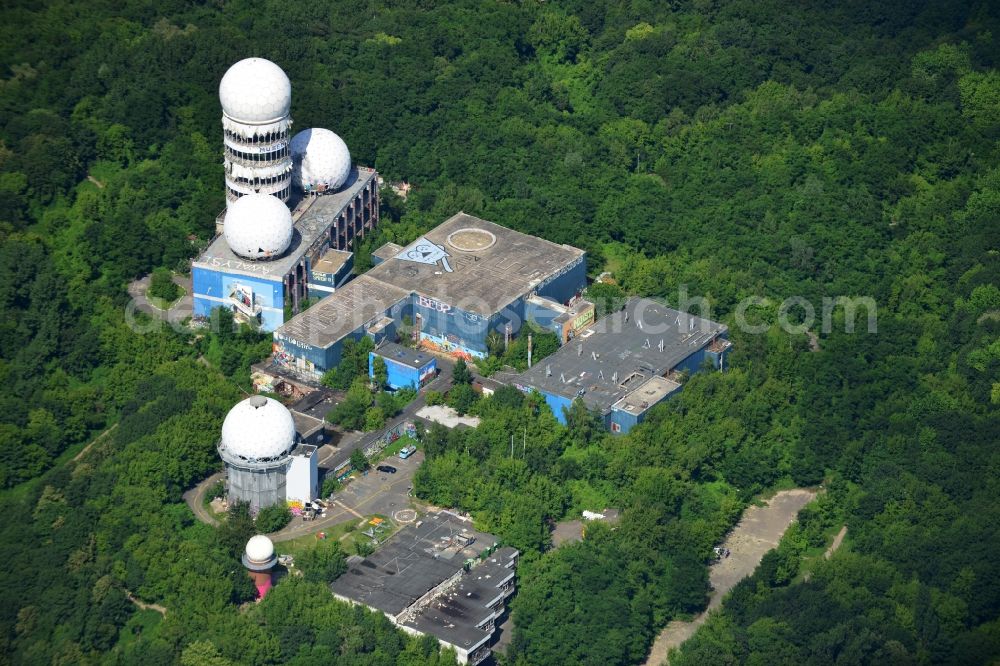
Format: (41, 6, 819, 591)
(514, 298, 727, 413)
(331, 511, 498, 617)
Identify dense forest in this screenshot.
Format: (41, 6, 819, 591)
(0, 0, 998, 663)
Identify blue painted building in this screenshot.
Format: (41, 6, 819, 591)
(271, 213, 589, 378)
(512, 298, 732, 434)
(369, 342, 437, 390)
(191, 167, 378, 332)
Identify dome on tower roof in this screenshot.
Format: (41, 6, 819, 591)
(291, 128, 352, 193)
(223, 193, 293, 260)
(219, 58, 291, 124)
(245, 535, 276, 564)
(220, 396, 296, 462)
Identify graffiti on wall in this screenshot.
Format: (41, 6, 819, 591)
(417, 295, 453, 314)
(272, 341, 293, 367)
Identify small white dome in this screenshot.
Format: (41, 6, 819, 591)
(245, 535, 275, 563)
(220, 396, 296, 461)
(291, 128, 352, 193)
(219, 58, 291, 124)
(223, 194, 293, 260)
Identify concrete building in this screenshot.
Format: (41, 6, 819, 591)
(331, 511, 518, 665)
(193, 58, 379, 332)
(369, 342, 437, 391)
(511, 298, 732, 433)
(272, 212, 587, 378)
(217, 395, 318, 510)
(192, 166, 378, 331)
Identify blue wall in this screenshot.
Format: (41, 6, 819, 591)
(193, 266, 285, 331)
(525, 298, 564, 337)
(608, 409, 641, 434)
(542, 391, 574, 425)
(535, 256, 587, 304)
(369, 351, 437, 390)
(673, 334, 730, 375)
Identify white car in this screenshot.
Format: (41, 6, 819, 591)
(398, 445, 417, 460)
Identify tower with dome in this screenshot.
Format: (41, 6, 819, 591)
(191, 57, 380, 332)
(218, 395, 318, 510)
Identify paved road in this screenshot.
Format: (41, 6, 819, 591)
(825, 525, 847, 558)
(643, 488, 817, 666)
(183, 471, 224, 527)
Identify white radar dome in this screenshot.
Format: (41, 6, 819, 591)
(219, 58, 291, 124)
(291, 128, 352, 193)
(223, 193, 293, 260)
(245, 535, 275, 563)
(221, 396, 296, 461)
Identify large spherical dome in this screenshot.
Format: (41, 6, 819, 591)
(223, 194, 293, 260)
(245, 535, 276, 564)
(290, 128, 352, 193)
(220, 396, 296, 461)
(219, 58, 291, 124)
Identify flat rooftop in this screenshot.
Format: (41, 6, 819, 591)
(331, 511, 499, 617)
(372, 242, 403, 262)
(515, 298, 727, 413)
(363, 212, 584, 317)
(375, 342, 435, 370)
(313, 248, 353, 275)
(402, 560, 513, 652)
(276, 274, 410, 348)
(290, 410, 325, 440)
(193, 167, 376, 281)
(612, 375, 682, 416)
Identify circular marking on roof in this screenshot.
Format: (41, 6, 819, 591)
(446, 228, 497, 252)
(394, 509, 417, 523)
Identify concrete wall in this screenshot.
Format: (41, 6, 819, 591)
(193, 266, 285, 331)
(286, 450, 317, 504)
(226, 461, 287, 511)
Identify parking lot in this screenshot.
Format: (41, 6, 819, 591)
(273, 449, 425, 542)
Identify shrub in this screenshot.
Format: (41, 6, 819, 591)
(255, 504, 292, 533)
(148, 267, 180, 302)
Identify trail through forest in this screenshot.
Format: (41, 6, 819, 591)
(644, 489, 817, 666)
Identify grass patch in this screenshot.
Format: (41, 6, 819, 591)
(277, 513, 401, 560)
(379, 435, 418, 461)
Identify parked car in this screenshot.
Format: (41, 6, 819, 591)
(376, 465, 397, 474)
(398, 445, 417, 460)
